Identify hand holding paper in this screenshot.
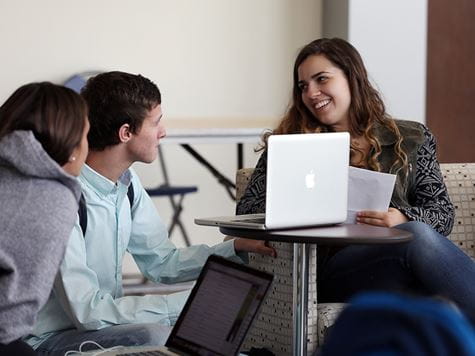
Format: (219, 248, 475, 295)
(345, 167, 396, 224)
(356, 208, 409, 227)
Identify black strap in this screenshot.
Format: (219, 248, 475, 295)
(127, 183, 135, 211)
(78, 193, 88, 236)
(78, 183, 134, 236)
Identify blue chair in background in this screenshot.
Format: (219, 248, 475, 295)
(64, 71, 101, 93)
(145, 148, 197, 246)
(64, 74, 87, 92)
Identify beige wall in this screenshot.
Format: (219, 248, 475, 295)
(0, 0, 321, 117)
(0, 0, 322, 252)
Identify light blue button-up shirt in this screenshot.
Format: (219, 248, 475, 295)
(26, 165, 241, 348)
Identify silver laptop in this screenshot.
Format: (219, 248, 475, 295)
(195, 132, 350, 230)
(94, 255, 273, 356)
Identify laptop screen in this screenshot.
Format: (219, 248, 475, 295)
(165, 255, 273, 356)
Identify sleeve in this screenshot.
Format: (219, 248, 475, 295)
(53, 223, 191, 330)
(127, 173, 244, 284)
(398, 127, 455, 236)
(0, 183, 78, 343)
(236, 151, 268, 215)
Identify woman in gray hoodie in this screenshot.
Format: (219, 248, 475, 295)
(0, 82, 89, 355)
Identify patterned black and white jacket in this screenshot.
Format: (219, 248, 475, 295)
(236, 120, 455, 236)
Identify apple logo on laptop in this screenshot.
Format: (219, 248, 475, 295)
(305, 170, 316, 189)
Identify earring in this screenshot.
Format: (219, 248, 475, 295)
(69, 156, 76, 162)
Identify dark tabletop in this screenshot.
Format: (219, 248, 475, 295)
(220, 224, 413, 245)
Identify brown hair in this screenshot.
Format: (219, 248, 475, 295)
(266, 38, 407, 174)
(0, 82, 88, 166)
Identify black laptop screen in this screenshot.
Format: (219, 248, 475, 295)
(166, 255, 273, 356)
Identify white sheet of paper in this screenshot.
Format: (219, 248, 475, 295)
(345, 166, 397, 224)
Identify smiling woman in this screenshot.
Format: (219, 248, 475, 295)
(297, 54, 352, 132)
(237, 37, 475, 323)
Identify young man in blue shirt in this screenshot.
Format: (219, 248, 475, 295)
(26, 71, 276, 355)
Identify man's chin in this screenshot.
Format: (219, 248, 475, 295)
(142, 158, 156, 164)
(132, 154, 156, 165)
(145, 154, 158, 164)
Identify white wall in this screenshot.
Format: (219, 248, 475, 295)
(323, 0, 428, 123)
(0, 1, 322, 253)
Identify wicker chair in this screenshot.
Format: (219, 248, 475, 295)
(238, 163, 475, 355)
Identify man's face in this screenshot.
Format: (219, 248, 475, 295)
(126, 104, 165, 164)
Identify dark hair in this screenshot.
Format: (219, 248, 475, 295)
(270, 37, 407, 173)
(81, 71, 161, 151)
(0, 82, 88, 166)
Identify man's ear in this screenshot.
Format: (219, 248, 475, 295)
(118, 124, 132, 143)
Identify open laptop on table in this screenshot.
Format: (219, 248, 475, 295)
(195, 132, 350, 230)
(95, 255, 273, 355)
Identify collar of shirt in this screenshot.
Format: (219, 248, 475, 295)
(80, 164, 132, 198)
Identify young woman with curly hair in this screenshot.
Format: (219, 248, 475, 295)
(237, 38, 475, 320)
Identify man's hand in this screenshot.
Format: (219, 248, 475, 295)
(232, 238, 277, 257)
(356, 208, 409, 227)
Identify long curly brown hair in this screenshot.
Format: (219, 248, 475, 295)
(263, 38, 407, 174)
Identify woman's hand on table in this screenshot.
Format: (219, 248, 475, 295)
(356, 208, 409, 227)
(232, 238, 277, 257)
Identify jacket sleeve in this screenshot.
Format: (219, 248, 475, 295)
(0, 182, 78, 343)
(398, 127, 455, 236)
(236, 151, 268, 215)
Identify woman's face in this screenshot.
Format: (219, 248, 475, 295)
(298, 54, 351, 132)
(63, 118, 90, 176)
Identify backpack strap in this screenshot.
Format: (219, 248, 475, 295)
(78, 193, 88, 236)
(127, 182, 135, 211)
(78, 183, 135, 236)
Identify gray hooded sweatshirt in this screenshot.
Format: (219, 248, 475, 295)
(0, 130, 81, 344)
